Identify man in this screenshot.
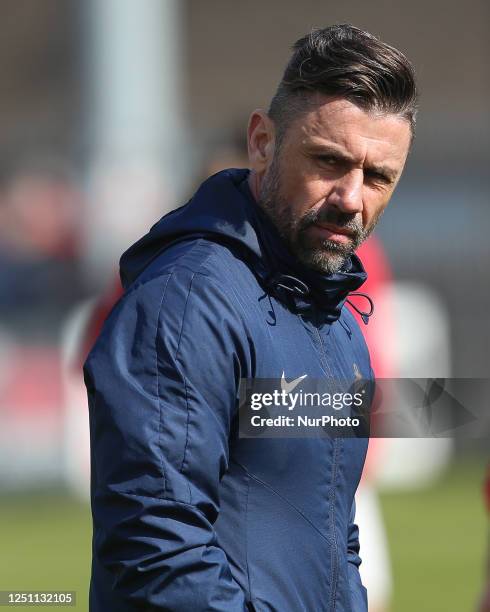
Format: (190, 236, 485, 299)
(85, 24, 417, 611)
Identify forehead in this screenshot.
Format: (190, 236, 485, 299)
(286, 95, 411, 167)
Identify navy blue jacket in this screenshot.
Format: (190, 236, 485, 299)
(85, 169, 372, 611)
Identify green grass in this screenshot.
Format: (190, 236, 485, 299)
(0, 459, 487, 611)
(0, 492, 91, 610)
(380, 459, 488, 612)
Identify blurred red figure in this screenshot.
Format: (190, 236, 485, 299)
(348, 236, 397, 612)
(351, 236, 397, 474)
(0, 158, 87, 340)
(0, 162, 81, 259)
(0, 158, 89, 489)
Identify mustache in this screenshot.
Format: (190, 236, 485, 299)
(298, 208, 364, 236)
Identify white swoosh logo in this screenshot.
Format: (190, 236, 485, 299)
(281, 371, 308, 394)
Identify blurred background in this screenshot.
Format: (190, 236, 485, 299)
(0, 1, 488, 610)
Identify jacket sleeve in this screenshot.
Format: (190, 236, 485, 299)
(85, 270, 251, 611)
(347, 499, 368, 612)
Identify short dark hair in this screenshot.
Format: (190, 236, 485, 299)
(268, 24, 418, 143)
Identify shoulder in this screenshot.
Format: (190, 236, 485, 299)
(88, 240, 251, 366)
(128, 237, 249, 293)
(119, 237, 256, 331)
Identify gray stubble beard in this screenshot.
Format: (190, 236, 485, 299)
(258, 155, 382, 274)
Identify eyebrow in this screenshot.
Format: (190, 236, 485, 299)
(306, 143, 398, 183)
(364, 164, 398, 183)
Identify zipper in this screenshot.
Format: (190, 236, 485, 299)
(309, 307, 343, 611)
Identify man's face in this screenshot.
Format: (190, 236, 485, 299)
(251, 96, 412, 274)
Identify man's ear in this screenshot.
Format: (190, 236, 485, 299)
(247, 110, 275, 175)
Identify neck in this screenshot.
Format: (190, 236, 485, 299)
(247, 170, 261, 203)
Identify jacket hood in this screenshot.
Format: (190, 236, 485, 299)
(119, 168, 370, 323)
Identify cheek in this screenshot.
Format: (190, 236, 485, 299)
(283, 175, 333, 215)
(362, 193, 390, 227)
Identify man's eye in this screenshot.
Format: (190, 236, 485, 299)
(365, 171, 391, 185)
(316, 155, 338, 165)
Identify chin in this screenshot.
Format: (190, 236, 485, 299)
(298, 248, 349, 275)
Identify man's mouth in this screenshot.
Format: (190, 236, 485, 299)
(310, 222, 355, 244)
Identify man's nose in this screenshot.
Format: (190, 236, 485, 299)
(326, 170, 364, 214)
